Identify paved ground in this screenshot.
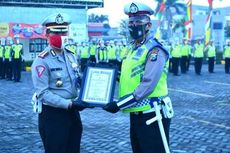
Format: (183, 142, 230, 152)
(0, 64, 229, 153)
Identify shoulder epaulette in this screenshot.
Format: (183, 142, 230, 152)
(38, 50, 49, 59)
(65, 46, 74, 54)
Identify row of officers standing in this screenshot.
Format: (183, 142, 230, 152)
(169, 38, 230, 76)
(0, 36, 23, 82)
(65, 39, 129, 71)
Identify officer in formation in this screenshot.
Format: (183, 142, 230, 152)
(0, 38, 4, 79)
(193, 38, 204, 75)
(88, 39, 97, 63)
(103, 2, 172, 153)
(186, 39, 192, 71)
(95, 39, 108, 64)
(79, 41, 90, 71)
(12, 35, 23, 82)
(180, 38, 190, 73)
(171, 41, 181, 76)
(206, 40, 216, 73)
(4, 37, 13, 80)
(224, 40, 230, 74)
(31, 13, 91, 153)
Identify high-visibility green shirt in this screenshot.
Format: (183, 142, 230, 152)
(181, 44, 190, 56)
(12, 44, 23, 59)
(0, 45, 3, 58)
(207, 45, 216, 57)
(4, 45, 11, 59)
(194, 43, 204, 58)
(107, 45, 117, 60)
(89, 45, 97, 56)
(171, 45, 181, 57)
(224, 46, 230, 58)
(80, 46, 89, 58)
(98, 48, 107, 61)
(120, 45, 128, 60)
(120, 41, 169, 112)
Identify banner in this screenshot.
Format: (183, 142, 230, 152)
(0, 23, 46, 39)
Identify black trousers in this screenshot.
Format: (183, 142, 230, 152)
(180, 56, 188, 73)
(225, 58, 230, 73)
(0, 58, 4, 78)
(172, 57, 180, 75)
(80, 58, 88, 72)
(208, 57, 215, 73)
(169, 58, 173, 73)
(13, 59, 22, 81)
(186, 55, 191, 71)
(130, 112, 171, 153)
(4, 59, 12, 80)
(39, 105, 82, 153)
(194, 58, 203, 75)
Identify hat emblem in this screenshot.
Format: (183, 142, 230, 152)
(129, 3, 138, 13)
(55, 14, 64, 24)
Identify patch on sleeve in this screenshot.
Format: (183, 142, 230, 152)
(149, 49, 159, 61)
(36, 65, 46, 78)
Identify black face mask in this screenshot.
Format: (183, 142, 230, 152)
(128, 24, 148, 40)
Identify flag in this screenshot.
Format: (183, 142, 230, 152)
(205, 0, 213, 47)
(184, 0, 192, 40)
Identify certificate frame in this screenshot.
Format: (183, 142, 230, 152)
(79, 65, 117, 107)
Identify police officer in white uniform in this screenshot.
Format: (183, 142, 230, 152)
(31, 13, 90, 153)
(103, 2, 172, 153)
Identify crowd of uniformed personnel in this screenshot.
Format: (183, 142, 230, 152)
(0, 36, 229, 83)
(166, 38, 230, 76)
(0, 36, 23, 82)
(62, 37, 230, 76)
(65, 38, 129, 72)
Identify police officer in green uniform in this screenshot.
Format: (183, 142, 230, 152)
(103, 2, 172, 153)
(79, 41, 90, 71)
(4, 38, 13, 80)
(89, 39, 97, 63)
(12, 35, 23, 82)
(171, 41, 181, 76)
(206, 40, 216, 73)
(186, 39, 192, 71)
(180, 38, 189, 73)
(224, 40, 230, 74)
(0, 38, 5, 79)
(31, 13, 90, 153)
(194, 38, 204, 75)
(96, 39, 108, 64)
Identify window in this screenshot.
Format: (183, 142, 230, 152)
(213, 22, 223, 29)
(29, 38, 47, 53)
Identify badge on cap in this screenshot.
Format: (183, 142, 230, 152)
(55, 14, 64, 24)
(129, 3, 139, 14)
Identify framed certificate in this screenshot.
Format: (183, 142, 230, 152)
(79, 65, 117, 107)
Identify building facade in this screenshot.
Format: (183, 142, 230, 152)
(0, 0, 103, 61)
